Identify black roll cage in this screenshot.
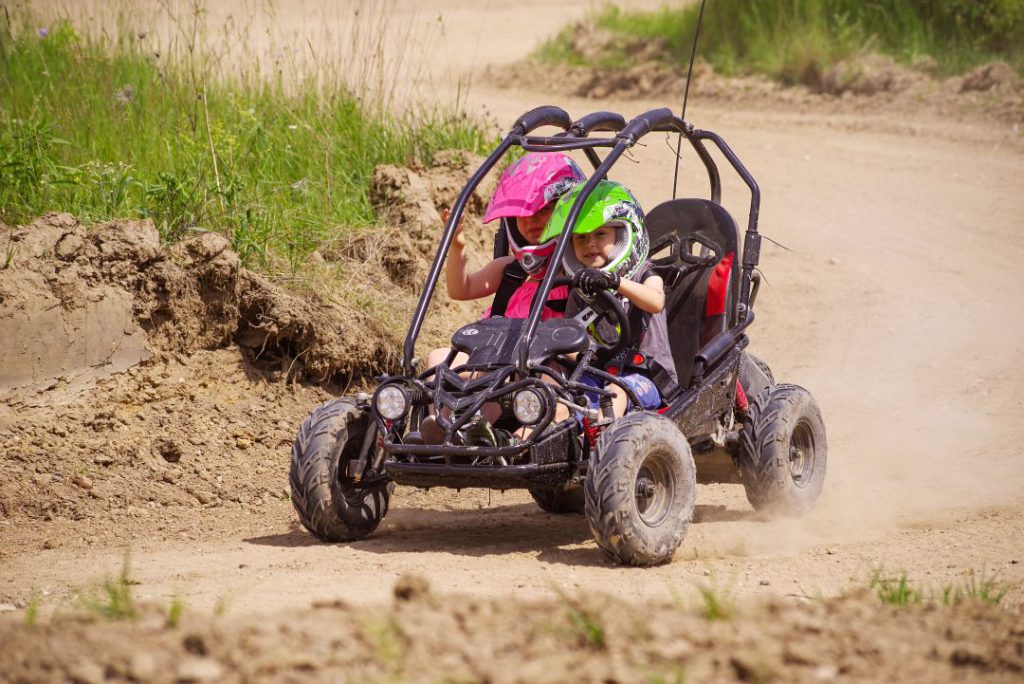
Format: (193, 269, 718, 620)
(400, 105, 762, 382)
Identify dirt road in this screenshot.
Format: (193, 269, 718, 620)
(3, 1, 1024, 680)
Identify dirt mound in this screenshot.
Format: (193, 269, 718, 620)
(1, 578, 1021, 683)
(0, 347, 331, 536)
(0, 149, 505, 533)
(0, 213, 388, 388)
(1, 213, 244, 388)
(961, 61, 1022, 93)
(0, 150, 492, 392)
(488, 50, 1024, 125)
(369, 148, 497, 251)
(820, 54, 927, 96)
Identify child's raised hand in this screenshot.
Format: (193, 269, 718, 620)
(442, 207, 467, 249)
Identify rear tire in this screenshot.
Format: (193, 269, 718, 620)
(738, 384, 827, 516)
(584, 413, 696, 567)
(289, 398, 392, 541)
(528, 485, 585, 514)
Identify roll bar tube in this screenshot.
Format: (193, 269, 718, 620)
(618, 107, 676, 142)
(687, 128, 762, 322)
(401, 107, 763, 378)
(570, 111, 626, 170)
(512, 106, 573, 135)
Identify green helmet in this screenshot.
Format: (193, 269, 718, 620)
(540, 179, 649, 279)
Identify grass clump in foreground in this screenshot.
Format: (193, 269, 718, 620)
(76, 557, 139, 620)
(538, 0, 1024, 84)
(0, 9, 490, 270)
(696, 584, 735, 621)
(870, 567, 1011, 607)
(870, 570, 923, 606)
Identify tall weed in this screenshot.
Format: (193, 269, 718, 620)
(0, 4, 489, 269)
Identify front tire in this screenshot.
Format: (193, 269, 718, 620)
(584, 413, 696, 567)
(289, 398, 392, 541)
(738, 383, 827, 516)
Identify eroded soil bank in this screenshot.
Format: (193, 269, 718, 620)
(2, 577, 1022, 684)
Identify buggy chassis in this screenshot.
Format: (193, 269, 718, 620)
(289, 105, 828, 566)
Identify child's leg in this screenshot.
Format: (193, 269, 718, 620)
(424, 346, 469, 373)
(611, 374, 662, 415)
(419, 347, 464, 444)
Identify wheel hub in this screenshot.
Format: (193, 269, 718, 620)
(788, 419, 815, 486)
(635, 478, 658, 499)
(634, 456, 674, 526)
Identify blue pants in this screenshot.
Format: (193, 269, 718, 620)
(579, 373, 661, 411)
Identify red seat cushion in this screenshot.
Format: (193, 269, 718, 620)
(705, 251, 734, 318)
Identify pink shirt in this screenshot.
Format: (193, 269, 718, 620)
(482, 281, 569, 321)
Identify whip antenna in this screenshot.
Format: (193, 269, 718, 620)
(672, 0, 708, 199)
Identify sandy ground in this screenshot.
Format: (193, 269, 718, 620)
(3, 1, 1024, 681)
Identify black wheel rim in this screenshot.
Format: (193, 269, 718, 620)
(634, 451, 675, 526)
(789, 419, 815, 487)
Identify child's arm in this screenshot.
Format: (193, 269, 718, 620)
(617, 274, 664, 314)
(572, 268, 665, 314)
(444, 208, 514, 300)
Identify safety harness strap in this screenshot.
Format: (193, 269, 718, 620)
(489, 261, 527, 318)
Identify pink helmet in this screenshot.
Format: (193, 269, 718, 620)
(483, 152, 586, 276)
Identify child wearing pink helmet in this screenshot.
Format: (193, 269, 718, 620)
(446, 151, 586, 317)
(425, 152, 585, 368)
(420, 152, 586, 443)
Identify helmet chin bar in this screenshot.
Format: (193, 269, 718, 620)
(507, 220, 557, 277)
(519, 251, 548, 275)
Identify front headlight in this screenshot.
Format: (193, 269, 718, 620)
(375, 385, 409, 420)
(513, 388, 545, 425)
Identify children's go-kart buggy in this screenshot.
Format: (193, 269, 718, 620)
(289, 106, 827, 566)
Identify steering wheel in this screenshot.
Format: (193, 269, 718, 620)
(552, 276, 631, 358)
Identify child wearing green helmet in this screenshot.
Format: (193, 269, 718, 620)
(541, 179, 677, 417)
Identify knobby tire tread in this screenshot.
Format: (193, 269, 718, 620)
(738, 383, 826, 515)
(584, 412, 696, 567)
(289, 398, 391, 542)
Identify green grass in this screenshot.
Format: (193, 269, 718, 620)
(23, 590, 42, 626)
(0, 9, 490, 270)
(646, 668, 686, 684)
(77, 557, 139, 620)
(365, 616, 405, 665)
(871, 568, 1011, 607)
(696, 584, 735, 621)
(870, 570, 923, 606)
(566, 604, 607, 649)
(940, 568, 1009, 607)
(538, 0, 1024, 83)
(166, 597, 185, 628)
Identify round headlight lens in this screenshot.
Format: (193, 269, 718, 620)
(375, 385, 409, 420)
(513, 388, 545, 425)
